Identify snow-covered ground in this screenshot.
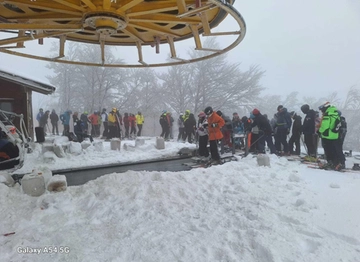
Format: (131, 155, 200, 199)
(0, 136, 359, 262)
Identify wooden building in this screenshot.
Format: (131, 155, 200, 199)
(0, 69, 55, 139)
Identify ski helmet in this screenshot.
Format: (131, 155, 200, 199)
(204, 106, 213, 116)
(300, 104, 310, 114)
(318, 102, 331, 112)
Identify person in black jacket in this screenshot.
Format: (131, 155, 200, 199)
(50, 109, 59, 135)
(183, 113, 196, 143)
(300, 104, 316, 157)
(39, 110, 50, 133)
(288, 111, 302, 155)
(251, 108, 276, 154)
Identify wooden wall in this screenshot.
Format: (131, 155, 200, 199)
(0, 79, 33, 139)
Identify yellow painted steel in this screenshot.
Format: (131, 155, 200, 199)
(0, 0, 246, 67)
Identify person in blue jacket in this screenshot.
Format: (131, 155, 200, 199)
(60, 110, 72, 136)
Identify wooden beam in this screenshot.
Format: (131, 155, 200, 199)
(103, 0, 112, 10)
(0, 31, 73, 46)
(199, 12, 211, 35)
(167, 36, 176, 58)
(117, 0, 144, 13)
(7, 13, 80, 21)
(127, 4, 178, 17)
(177, 3, 216, 18)
(176, 0, 187, 14)
(190, 24, 201, 49)
(4, 0, 83, 16)
(122, 26, 145, 43)
(0, 23, 82, 31)
(53, 0, 86, 12)
(203, 31, 241, 36)
(128, 22, 180, 37)
(16, 30, 25, 48)
(81, 0, 97, 11)
(130, 13, 201, 24)
(100, 40, 105, 65)
(59, 35, 66, 57)
(136, 41, 144, 63)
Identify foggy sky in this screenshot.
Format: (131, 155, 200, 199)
(1, 0, 359, 104)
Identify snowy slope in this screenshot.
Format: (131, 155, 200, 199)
(0, 138, 359, 262)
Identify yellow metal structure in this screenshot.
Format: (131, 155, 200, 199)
(0, 0, 246, 67)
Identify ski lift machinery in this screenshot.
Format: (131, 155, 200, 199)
(0, 0, 246, 67)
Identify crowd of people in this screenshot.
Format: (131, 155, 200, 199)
(35, 101, 347, 170)
(164, 102, 347, 169)
(36, 108, 145, 142)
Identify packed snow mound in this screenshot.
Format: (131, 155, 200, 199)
(1, 155, 359, 262)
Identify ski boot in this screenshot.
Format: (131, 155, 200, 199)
(318, 161, 334, 170)
(352, 163, 360, 171)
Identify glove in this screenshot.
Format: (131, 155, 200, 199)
(211, 123, 218, 128)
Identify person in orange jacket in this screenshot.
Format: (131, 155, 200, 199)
(204, 106, 225, 164)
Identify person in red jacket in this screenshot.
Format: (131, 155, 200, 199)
(204, 106, 225, 165)
(129, 114, 137, 138)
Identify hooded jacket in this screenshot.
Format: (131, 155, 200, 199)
(207, 112, 225, 141)
(319, 106, 340, 140)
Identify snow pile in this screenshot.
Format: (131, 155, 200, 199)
(1, 153, 359, 261)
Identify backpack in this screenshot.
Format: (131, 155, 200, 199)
(331, 117, 345, 133)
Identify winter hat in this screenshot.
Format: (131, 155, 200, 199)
(204, 106, 213, 116)
(198, 111, 206, 118)
(252, 108, 260, 115)
(300, 104, 310, 114)
(277, 105, 284, 111)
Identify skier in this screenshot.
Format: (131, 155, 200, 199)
(318, 102, 342, 170)
(135, 111, 144, 136)
(251, 108, 276, 154)
(60, 110, 72, 136)
(300, 104, 317, 158)
(74, 118, 94, 143)
(177, 113, 185, 142)
(288, 111, 302, 155)
(204, 106, 225, 165)
(159, 110, 170, 140)
(274, 105, 292, 155)
(101, 108, 108, 139)
(80, 111, 91, 135)
(50, 109, 59, 135)
(196, 111, 209, 160)
(183, 112, 196, 143)
(123, 113, 130, 139)
(39, 110, 50, 133)
(129, 113, 137, 138)
(36, 108, 44, 127)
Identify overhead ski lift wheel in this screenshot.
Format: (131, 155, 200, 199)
(0, 0, 246, 67)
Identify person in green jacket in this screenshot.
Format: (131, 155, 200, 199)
(318, 102, 342, 170)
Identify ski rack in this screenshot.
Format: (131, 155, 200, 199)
(0, 109, 32, 170)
